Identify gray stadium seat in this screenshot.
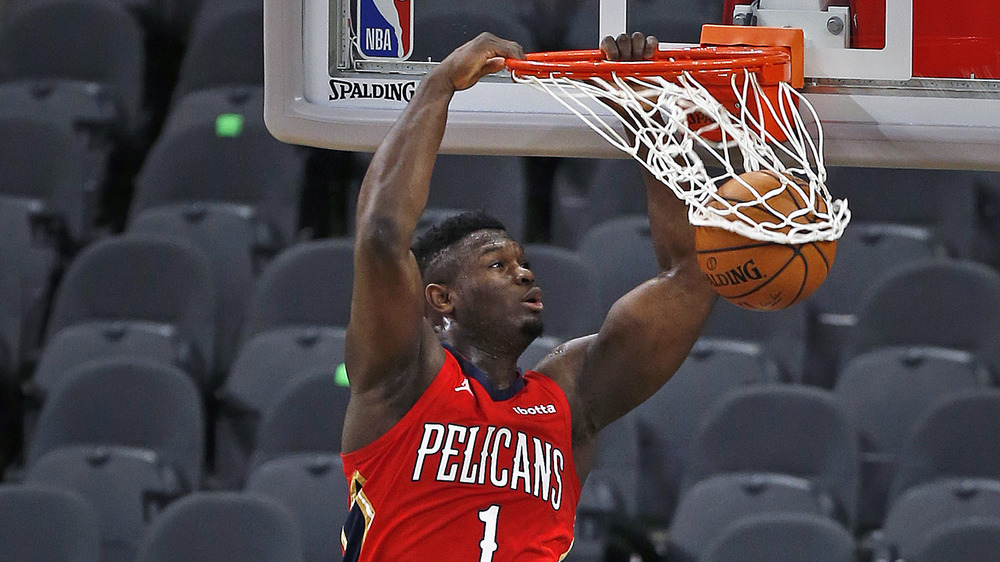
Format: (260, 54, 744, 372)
(249, 370, 351, 473)
(701, 512, 857, 562)
(0, 199, 59, 361)
(846, 259, 1000, 373)
(524, 244, 603, 339)
(129, 202, 268, 371)
(631, 338, 782, 527)
(887, 388, 1000, 505)
(215, 326, 347, 488)
(0, 112, 102, 245)
(702, 298, 810, 382)
(44, 236, 217, 387)
(242, 238, 354, 338)
(137, 492, 304, 562)
(577, 215, 660, 315)
(25, 445, 186, 562)
(27, 359, 205, 489)
(131, 86, 307, 245)
(806, 223, 946, 385)
(682, 385, 861, 529)
(245, 454, 350, 562)
(351, 155, 530, 241)
(549, 158, 646, 248)
(0, 0, 146, 136)
(23, 322, 199, 444)
(0, 484, 101, 562)
(833, 346, 987, 530)
(825, 167, 982, 258)
(912, 517, 1000, 562)
(666, 473, 835, 561)
(881, 478, 1000, 561)
(171, 0, 263, 102)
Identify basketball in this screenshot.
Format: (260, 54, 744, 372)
(695, 171, 837, 311)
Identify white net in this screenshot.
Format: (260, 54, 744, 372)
(511, 69, 850, 244)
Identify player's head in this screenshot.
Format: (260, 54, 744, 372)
(412, 210, 544, 348)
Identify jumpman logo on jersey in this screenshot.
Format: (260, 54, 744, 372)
(454, 378, 473, 396)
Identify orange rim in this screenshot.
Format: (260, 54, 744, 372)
(506, 46, 791, 83)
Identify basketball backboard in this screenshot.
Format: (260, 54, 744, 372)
(264, 0, 1000, 170)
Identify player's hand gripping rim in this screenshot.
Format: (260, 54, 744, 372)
(437, 32, 525, 92)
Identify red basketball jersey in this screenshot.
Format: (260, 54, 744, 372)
(341, 345, 581, 561)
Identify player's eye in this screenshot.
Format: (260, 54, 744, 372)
(490, 261, 503, 268)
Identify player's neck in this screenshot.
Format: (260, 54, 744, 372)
(443, 336, 522, 390)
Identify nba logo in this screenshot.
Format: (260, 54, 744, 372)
(357, 0, 412, 60)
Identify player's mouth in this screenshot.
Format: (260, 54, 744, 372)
(522, 287, 544, 312)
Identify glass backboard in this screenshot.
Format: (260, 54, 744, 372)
(265, 0, 1000, 170)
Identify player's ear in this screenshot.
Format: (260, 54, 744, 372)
(426, 283, 454, 315)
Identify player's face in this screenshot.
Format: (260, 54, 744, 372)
(450, 230, 544, 342)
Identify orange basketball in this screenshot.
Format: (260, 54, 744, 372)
(695, 170, 837, 311)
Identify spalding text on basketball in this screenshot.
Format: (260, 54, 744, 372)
(328, 79, 417, 102)
(704, 259, 765, 288)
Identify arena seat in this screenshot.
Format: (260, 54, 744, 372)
(26, 358, 205, 489)
(44, 235, 218, 388)
(911, 517, 1000, 562)
(518, 335, 562, 371)
(0, 0, 147, 137)
(846, 259, 1000, 374)
(131, 86, 307, 246)
(248, 369, 350, 473)
(245, 454, 350, 562)
(806, 222, 946, 385)
(171, 0, 263, 103)
(26, 445, 186, 562)
(700, 512, 856, 562)
(353, 154, 530, 242)
(242, 238, 354, 339)
(631, 338, 782, 528)
(833, 346, 988, 530)
(887, 388, 1000, 505)
(682, 385, 861, 530)
(24, 322, 199, 443)
(549, 158, 646, 249)
(880, 478, 1000, 561)
(215, 327, 347, 488)
(129, 202, 268, 371)
(577, 215, 659, 315)
(666, 473, 836, 561)
(702, 299, 809, 383)
(0, 484, 100, 562)
(137, 491, 303, 562)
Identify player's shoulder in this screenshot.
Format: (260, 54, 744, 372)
(530, 335, 597, 403)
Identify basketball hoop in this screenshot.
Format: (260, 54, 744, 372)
(505, 26, 850, 245)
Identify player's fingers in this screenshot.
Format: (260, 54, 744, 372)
(630, 32, 646, 60)
(615, 33, 632, 61)
(478, 32, 524, 60)
(482, 56, 507, 75)
(600, 35, 620, 60)
(643, 35, 658, 59)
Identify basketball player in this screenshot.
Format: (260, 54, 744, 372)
(341, 32, 717, 560)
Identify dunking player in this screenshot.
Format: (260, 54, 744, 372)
(341, 32, 717, 561)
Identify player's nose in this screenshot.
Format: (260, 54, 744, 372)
(516, 265, 534, 285)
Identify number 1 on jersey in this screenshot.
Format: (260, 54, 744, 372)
(477, 505, 500, 562)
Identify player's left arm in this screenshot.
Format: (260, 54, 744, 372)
(536, 33, 718, 445)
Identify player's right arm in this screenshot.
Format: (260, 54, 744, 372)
(344, 34, 525, 453)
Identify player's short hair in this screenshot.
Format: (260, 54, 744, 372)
(411, 210, 507, 276)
